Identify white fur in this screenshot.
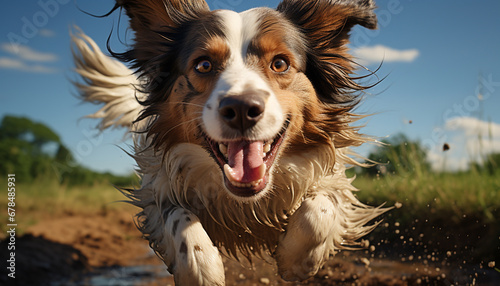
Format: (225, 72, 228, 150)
(73, 25, 389, 285)
(202, 10, 285, 142)
(71, 31, 146, 132)
(276, 195, 338, 280)
(161, 208, 224, 285)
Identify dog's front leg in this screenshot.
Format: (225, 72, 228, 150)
(275, 194, 337, 281)
(160, 207, 225, 286)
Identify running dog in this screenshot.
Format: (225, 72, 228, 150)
(72, 0, 387, 284)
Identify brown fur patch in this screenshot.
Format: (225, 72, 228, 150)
(277, 0, 378, 104)
(118, 0, 211, 68)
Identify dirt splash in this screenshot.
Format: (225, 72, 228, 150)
(1, 210, 498, 286)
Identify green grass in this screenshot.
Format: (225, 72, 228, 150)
(4, 169, 499, 227)
(1, 165, 498, 262)
(0, 176, 138, 236)
(352, 167, 500, 263)
(353, 169, 500, 223)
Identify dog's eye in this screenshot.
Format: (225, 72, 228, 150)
(271, 57, 289, 73)
(195, 59, 213, 74)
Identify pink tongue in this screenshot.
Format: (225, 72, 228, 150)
(228, 141, 264, 183)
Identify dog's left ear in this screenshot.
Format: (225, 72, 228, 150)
(277, 0, 377, 41)
(277, 0, 377, 104)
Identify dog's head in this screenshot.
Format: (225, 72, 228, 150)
(117, 0, 377, 200)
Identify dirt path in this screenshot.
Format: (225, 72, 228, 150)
(1, 210, 498, 286)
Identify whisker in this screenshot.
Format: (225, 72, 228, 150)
(185, 121, 206, 139)
(161, 117, 201, 139)
(168, 101, 206, 108)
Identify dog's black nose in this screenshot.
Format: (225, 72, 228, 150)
(219, 94, 265, 132)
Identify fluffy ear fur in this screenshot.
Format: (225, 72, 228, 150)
(115, 0, 210, 75)
(113, 0, 212, 129)
(118, 0, 210, 30)
(277, 0, 378, 105)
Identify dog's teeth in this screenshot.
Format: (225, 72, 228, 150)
(224, 164, 266, 188)
(258, 164, 266, 179)
(263, 142, 271, 154)
(219, 144, 228, 156)
(252, 179, 263, 187)
(224, 164, 236, 181)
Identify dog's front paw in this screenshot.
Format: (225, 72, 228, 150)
(162, 208, 225, 286)
(275, 195, 336, 281)
(276, 239, 328, 281)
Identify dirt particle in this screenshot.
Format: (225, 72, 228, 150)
(443, 143, 450, 151)
(360, 258, 370, 267)
(488, 261, 496, 268)
(360, 239, 370, 248)
(259, 277, 270, 284)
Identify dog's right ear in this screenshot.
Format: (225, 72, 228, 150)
(116, 0, 210, 69)
(118, 0, 209, 32)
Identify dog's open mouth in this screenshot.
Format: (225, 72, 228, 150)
(205, 123, 288, 198)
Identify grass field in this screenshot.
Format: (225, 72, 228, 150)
(5, 169, 498, 221)
(0, 176, 139, 237)
(2, 166, 499, 265)
(352, 167, 500, 266)
(354, 169, 500, 223)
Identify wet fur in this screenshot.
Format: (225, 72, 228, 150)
(72, 0, 389, 284)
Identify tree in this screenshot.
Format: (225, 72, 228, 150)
(0, 137, 33, 180)
(0, 116, 64, 181)
(364, 133, 430, 177)
(0, 115, 136, 186)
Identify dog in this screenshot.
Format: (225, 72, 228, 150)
(72, 0, 388, 284)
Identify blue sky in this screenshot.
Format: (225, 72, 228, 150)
(1, 0, 499, 175)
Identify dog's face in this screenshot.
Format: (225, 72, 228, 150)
(120, 0, 377, 200)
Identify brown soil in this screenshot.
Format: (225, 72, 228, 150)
(1, 209, 498, 286)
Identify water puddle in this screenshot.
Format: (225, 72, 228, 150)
(53, 264, 171, 286)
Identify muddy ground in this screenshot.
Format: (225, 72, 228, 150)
(1, 209, 499, 286)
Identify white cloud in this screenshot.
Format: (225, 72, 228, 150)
(0, 57, 58, 73)
(1, 43, 58, 62)
(446, 117, 500, 159)
(0, 43, 58, 73)
(428, 117, 500, 171)
(39, 29, 56, 38)
(446, 116, 500, 138)
(353, 45, 420, 65)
